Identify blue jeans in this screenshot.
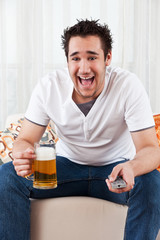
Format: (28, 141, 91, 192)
(0, 157, 160, 240)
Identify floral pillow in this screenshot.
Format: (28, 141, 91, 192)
(153, 114, 160, 172)
(0, 118, 58, 165)
(154, 114, 160, 145)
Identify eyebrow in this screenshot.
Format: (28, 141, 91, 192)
(69, 51, 99, 57)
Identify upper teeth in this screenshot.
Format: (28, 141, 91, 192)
(80, 76, 93, 80)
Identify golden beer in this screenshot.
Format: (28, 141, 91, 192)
(33, 145, 57, 189)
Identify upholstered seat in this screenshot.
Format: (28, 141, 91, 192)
(31, 197, 128, 240)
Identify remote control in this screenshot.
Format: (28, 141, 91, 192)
(108, 175, 127, 189)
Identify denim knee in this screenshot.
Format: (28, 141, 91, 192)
(0, 162, 14, 190)
(0, 161, 32, 196)
(0, 162, 31, 240)
(132, 169, 160, 211)
(125, 169, 160, 239)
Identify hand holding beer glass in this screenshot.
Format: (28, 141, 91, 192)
(27, 142, 57, 189)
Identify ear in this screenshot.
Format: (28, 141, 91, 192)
(105, 51, 112, 66)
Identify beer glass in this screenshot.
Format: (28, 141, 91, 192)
(27, 142, 57, 189)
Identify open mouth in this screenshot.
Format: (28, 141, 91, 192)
(78, 76, 95, 87)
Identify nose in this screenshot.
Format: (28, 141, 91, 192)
(79, 60, 91, 74)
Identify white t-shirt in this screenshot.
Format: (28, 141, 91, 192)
(25, 66, 155, 166)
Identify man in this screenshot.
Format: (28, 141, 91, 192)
(0, 19, 160, 240)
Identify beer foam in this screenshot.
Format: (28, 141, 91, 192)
(36, 147, 56, 160)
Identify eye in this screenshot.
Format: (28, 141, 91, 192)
(72, 57, 80, 61)
(88, 56, 97, 61)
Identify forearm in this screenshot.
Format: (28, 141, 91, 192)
(12, 138, 34, 157)
(129, 146, 160, 177)
(106, 146, 160, 194)
(12, 118, 46, 157)
(12, 119, 45, 177)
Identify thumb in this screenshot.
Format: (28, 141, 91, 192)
(25, 147, 34, 154)
(109, 164, 122, 182)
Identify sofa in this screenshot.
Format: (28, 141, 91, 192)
(1, 114, 160, 240)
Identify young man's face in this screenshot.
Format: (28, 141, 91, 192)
(67, 35, 112, 104)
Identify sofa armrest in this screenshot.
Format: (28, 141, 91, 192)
(5, 113, 24, 128)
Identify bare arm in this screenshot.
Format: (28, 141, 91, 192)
(12, 118, 46, 177)
(106, 127, 160, 193)
(128, 127, 160, 176)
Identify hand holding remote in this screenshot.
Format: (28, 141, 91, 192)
(106, 162, 135, 193)
(108, 175, 127, 189)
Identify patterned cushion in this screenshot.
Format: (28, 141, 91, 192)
(153, 114, 160, 172)
(0, 118, 58, 165)
(154, 114, 160, 145)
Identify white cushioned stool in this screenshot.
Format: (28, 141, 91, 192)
(31, 197, 128, 240)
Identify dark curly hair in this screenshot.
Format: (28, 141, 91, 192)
(61, 19, 113, 60)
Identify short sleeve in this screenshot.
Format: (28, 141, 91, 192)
(124, 74, 155, 132)
(25, 75, 50, 126)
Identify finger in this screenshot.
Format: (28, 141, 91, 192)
(13, 158, 33, 167)
(17, 169, 32, 178)
(13, 151, 36, 159)
(13, 159, 33, 177)
(109, 164, 123, 181)
(25, 147, 34, 153)
(113, 184, 134, 193)
(106, 179, 112, 191)
(14, 163, 32, 172)
(14, 164, 33, 177)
